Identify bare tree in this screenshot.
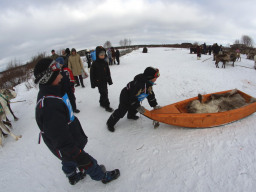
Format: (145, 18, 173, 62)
(119, 38, 132, 47)
(119, 40, 124, 46)
(104, 41, 112, 48)
(234, 39, 240, 44)
(241, 35, 254, 47)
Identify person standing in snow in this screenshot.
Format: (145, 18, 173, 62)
(115, 49, 120, 65)
(50, 49, 59, 60)
(106, 67, 161, 132)
(34, 58, 120, 185)
(196, 45, 201, 60)
(56, 57, 80, 113)
(68, 48, 85, 88)
(90, 46, 114, 112)
(107, 48, 113, 65)
(85, 49, 92, 69)
(111, 47, 116, 64)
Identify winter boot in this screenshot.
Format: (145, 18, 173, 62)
(106, 122, 115, 132)
(127, 115, 139, 120)
(102, 169, 120, 184)
(105, 106, 114, 112)
(68, 171, 86, 185)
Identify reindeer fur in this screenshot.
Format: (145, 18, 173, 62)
(187, 89, 255, 114)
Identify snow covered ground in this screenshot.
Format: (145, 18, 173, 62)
(1, 48, 256, 192)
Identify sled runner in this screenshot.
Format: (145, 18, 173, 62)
(142, 90, 256, 128)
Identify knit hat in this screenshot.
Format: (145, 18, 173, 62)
(34, 58, 60, 85)
(143, 67, 160, 80)
(56, 57, 64, 65)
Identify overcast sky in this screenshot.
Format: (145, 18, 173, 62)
(0, 0, 256, 71)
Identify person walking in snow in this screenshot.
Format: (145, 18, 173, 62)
(106, 67, 161, 132)
(90, 46, 114, 112)
(68, 48, 85, 88)
(56, 57, 80, 113)
(34, 58, 120, 185)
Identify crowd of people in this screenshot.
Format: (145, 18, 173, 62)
(34, 46, 160, 186)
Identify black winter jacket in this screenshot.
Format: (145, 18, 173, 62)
(90, 46, 113, 88)
(35, 84, 87, 161)
(126, 74, 158, 109)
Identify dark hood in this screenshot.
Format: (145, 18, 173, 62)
(95, 46, 106, 61)
(134, 73, 154, 87)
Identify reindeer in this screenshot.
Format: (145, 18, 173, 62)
(187, 89, 256, 114)
(0, 89, 22, 146)
(215, 53, 236, 68)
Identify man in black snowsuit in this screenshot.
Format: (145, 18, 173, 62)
(85, 50, 92, 68)
(90, 46, 114, 112)
(115, 49, 120, 65)
(34, 58, 120, 185)
(106, 67, 161, 132)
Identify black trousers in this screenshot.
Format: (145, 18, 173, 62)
(97, 81, 110, 107)
(107, 88, 138, 127)
(116, 56, 120, 64)
(74, 75, 84, 86)
(68, 91, 77, 111)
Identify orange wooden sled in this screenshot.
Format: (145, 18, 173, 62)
(143, 90, 256, 128)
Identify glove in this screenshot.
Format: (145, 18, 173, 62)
(153, 105, 161, 110)
(137, 106, 145, 114)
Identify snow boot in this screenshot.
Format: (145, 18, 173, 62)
(68, 171, 86, 185)
(127, 115, 139, 120)
(105, 106, 114, 112)
(106, 122, 115, 132)
(102, 169, 120, 184)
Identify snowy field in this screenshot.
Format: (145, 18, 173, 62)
(1, 48, 256, 192)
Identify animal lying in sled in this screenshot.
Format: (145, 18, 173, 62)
(142, 89, 256, 128)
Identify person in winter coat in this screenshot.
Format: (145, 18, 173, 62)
(34, 58, 120, 185)
(106, 67, 161, 132)
(85, 50, 92, 69)
(50, 49, 59, 60)
(107, 48, 113, 65)
(90, 46, 114, 112)
(62, 48, 71, 66)
(115, 49, 120, 65)
(196, 45, 201, 60)
(56, 57, 80, 113)
(111, 47, 116, 64)
(68, 48, 85, 88)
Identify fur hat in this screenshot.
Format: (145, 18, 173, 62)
(34, 58, 60, 85)
(143, 67, 159, 80)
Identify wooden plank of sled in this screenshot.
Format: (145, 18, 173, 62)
(143, 89, 256, 128)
